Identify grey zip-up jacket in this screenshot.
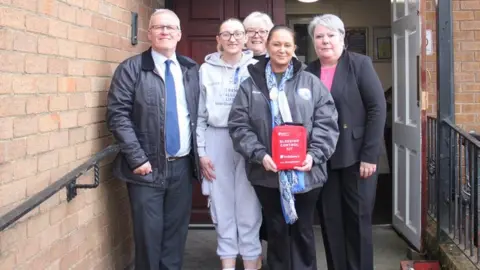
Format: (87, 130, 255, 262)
(228, 57, 339, 191)
(197, 51, 257, 157)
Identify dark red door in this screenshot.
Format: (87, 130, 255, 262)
(172, 0, 285, 224)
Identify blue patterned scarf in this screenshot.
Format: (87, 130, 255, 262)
(265, 61, 305, 224)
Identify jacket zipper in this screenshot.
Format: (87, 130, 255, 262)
(153, 69, 168, 179)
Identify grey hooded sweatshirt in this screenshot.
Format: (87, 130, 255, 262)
(197, 50, 257, 157)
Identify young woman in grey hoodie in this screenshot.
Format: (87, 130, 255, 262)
(196, 18, 261, 270)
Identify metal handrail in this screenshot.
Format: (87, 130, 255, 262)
(0, 144, 120, 232)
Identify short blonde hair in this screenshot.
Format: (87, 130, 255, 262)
(243, 11, 274, 31)
(149, 9, 181, 29)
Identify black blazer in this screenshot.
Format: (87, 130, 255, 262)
(306, 51, 386, 169)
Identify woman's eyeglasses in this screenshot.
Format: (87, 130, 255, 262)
(246, 30, 268, 37)
(218, 31, 245, 41)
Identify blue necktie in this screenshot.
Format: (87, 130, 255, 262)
(165, 60, 180, 156)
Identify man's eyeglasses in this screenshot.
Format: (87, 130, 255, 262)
(246, 30, 268, 37)
(150, 25, 180, 32)
(218, 31, 245, 41)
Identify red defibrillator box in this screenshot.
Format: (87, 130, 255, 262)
(271, 123, 307, 171)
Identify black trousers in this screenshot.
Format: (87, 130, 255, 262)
(317, 163, 378, 270)
(254, 185, 321, 270)
(127, 157, 193, 270)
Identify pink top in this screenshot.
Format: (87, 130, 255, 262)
(320, 66, 337, 92)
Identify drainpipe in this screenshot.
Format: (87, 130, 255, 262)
(435, 0, 454, 242)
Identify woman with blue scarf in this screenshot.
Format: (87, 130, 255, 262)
(228, 25, 340, 270)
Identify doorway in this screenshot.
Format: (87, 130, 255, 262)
(287, 1, 394, 225)
(170, 0, 423, 249)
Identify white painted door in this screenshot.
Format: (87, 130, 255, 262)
(391, 0, 422, 250)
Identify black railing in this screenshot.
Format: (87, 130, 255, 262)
(0, 144, 120, 232)
(427, 116, 480, 265)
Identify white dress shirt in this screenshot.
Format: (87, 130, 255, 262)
(151, 50, 191, 157)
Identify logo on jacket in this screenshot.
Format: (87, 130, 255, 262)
(297, 88, 311, 101)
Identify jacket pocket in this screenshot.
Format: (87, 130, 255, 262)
(352, 126, 365, 139)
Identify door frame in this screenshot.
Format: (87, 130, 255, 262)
(419, 0, 428, 254)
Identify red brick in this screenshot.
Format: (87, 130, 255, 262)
(84, 0, 100, 12)
(0, 178, 27, 206)
(92, 15, 106, 30)
(77, 44, 106, 61)
(0, 74, 13, 94)
(38, 37, 59, 55)
(58, 2, 76, 23)
(13, 156, 37, 179)
(16, 236, 41, 264)
(454, 72, 475, 82)
(461, 1, 480, 9)
(69, 127, 85, 145)
(85, 92, 108, 108)
(463, 83, 480, 91)
(26, 95, 49, 114)
(0, 7, 26, 30)
(78, 107, 106, 126)
(0, 27, 14, 50)
(49, 95, 68, 111)
(76, 9, 92, 27)
(58, 147, 76, 165)
(454, 11, 475, 20)
(25, 55, 49, 75)
(68, 61, 84, 76)
(83, 62, 112, 76)
(76, 78, 91, 92)
(37, 0, 58, 16)
(48, 58, 68, 74)
(0, 96, 26, 117)
(27, 211, 50, 238)
(27, 134, 49, 155)
(0, 118, 13, 139)
(460, 21, 480, 30)
(1, 138, 27, 163)
(26, 14, 49, 34)
(14, 115, 39, 137)
(58, 111, 78, 128)
(68, 93, 86, 109)
(58, 39, 76, 58)
(462, 62, 480, 71)
(49, 130, 69, 150)
(67, 0, 84, 7)
(68, 25, 85, 42)
(84, 29, 99, 45)
(13, 31, 37, 53)
(38, 150, 58, 172)
(13, 75, 37, 94)
(37, 76, 58, 93)
(58, 77, 77, 92)
(454, 30, 475, 40)
(49, 19, 68, 38)
(461, 41, 480, 51)
(0, 51, 25, 72)
(38, 113, 60, 132)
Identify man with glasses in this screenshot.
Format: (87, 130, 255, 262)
(106, 9, 200, 270)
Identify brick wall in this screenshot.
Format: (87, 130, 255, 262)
(425, 0, 480, 132)
(0, 0, 164, 269)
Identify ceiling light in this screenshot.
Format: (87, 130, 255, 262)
(298, 0, 319, 2)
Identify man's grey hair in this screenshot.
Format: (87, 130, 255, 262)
(243, 11, 274, 30)
(308, 14, 345, 39)
(149, 9, 181, 29)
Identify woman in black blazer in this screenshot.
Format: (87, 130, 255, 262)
(305, 14, 386, 270)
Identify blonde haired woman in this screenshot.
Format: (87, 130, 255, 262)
(197, 18, 261, 270)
